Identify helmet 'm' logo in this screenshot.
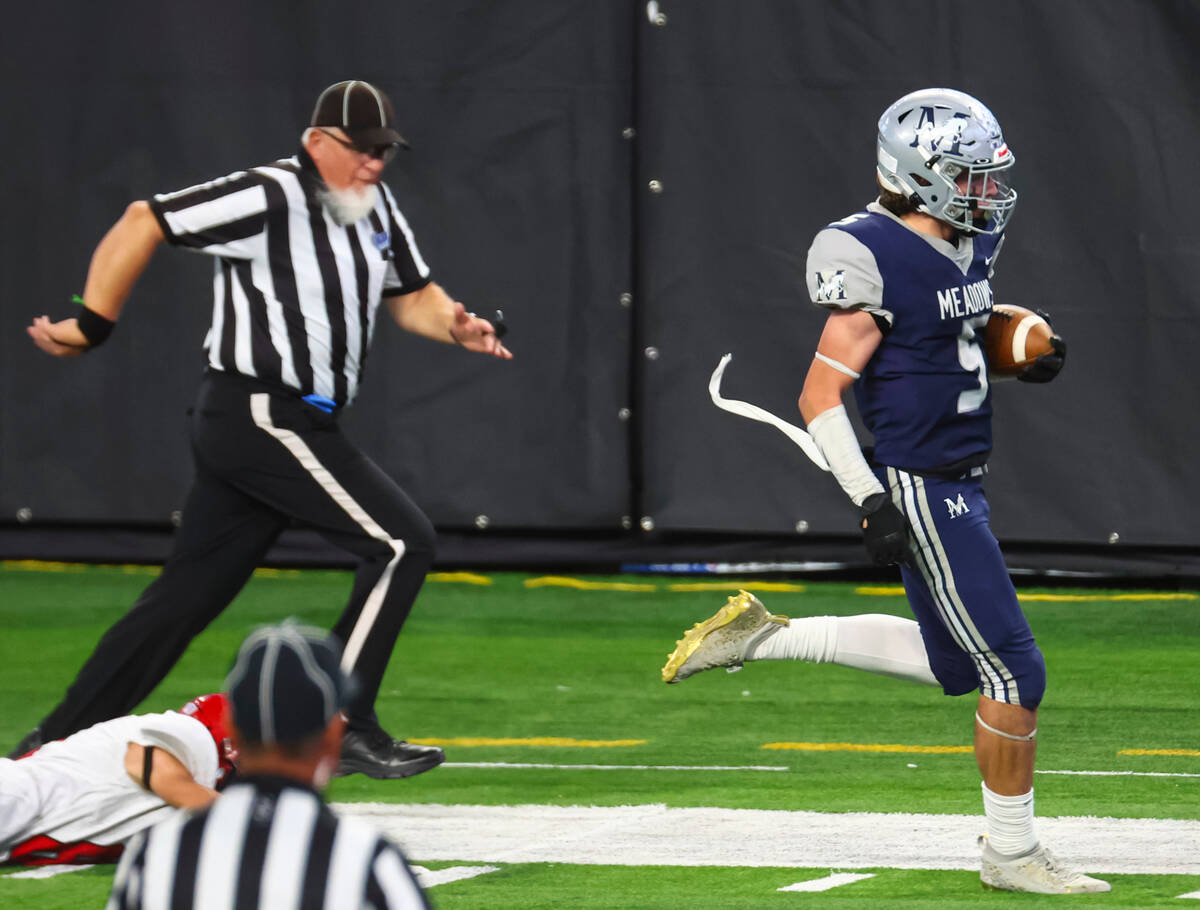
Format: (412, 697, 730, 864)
(910, 106, 970, 157)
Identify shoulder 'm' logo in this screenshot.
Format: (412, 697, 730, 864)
(814, 270, 847, 302)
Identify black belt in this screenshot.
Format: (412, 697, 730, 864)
(203, 369, 343, 415)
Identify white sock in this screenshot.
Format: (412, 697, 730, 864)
(747, 614, 938, 687)
(981, 783, 1038, 858)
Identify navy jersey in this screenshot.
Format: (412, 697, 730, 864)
(806, 202, 1003, 473)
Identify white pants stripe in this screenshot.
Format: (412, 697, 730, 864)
(889, 467, 1019, 704)
(249, 394, 406, 672)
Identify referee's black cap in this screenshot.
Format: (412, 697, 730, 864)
(224, 620, 356, 746)
(311, 80, 410, 152)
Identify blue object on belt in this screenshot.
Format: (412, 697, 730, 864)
(302, 393, 338, 414)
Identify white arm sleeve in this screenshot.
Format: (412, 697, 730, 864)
(807, 405, 885, 507)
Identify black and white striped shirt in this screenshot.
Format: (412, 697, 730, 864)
(105, 775, 430, 910)
(148, 150, 431, 407)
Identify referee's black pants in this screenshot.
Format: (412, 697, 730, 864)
(40, 371, 436, 739)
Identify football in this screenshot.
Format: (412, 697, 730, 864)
(982, 304, 1054, 375)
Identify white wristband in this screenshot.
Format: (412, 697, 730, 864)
(806, 405, 885, 507)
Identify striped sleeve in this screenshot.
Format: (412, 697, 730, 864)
(367, 840, 432, 909)
(379, 184, 432, 297)
(149, 170, 271, 260)
(105, 830, 148, 909)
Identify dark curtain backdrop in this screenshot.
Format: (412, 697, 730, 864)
(1, 1, 1196, 549)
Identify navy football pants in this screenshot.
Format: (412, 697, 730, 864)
(879, 466, 1046, 709)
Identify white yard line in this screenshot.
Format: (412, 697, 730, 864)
(443, 762, 788, 771)
(1038, 769, 1200, 779)
(441, 761, 1200, 779)
(333, 803, 1200, 876)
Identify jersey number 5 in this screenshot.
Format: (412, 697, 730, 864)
(957, 315, 990, 413)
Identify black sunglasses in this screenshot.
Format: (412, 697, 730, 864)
(318, 129, 400, 164)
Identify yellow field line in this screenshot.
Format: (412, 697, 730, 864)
(5, 562, 1195, 602)
(409, 737, 647, 748)
(855, 584, 1197, 602)
(1119, 748, 1200, 757)
(1019, 593, 1198, 602)
(0, 559, 304, 579)
(524, 576, 657, 592)
(428, 572, 493, 586)
(667, 582, 807, 593)
(762, 741, 972, 754)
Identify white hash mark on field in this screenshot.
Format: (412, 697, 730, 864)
(331, 803, 1200, 876)
(779, 872, 876, 892)
(409, 865, 500, 887)
(1178, 890, 1200, 899)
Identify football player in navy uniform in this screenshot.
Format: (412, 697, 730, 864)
(664, 89, 1105, 894)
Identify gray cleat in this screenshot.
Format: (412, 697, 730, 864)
(980, 836, 1111, 894)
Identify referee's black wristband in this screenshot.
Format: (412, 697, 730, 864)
(74, 296, 115, 348)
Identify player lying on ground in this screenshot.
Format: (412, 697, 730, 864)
(108, 621, 430, 909)
(664, 87, 1106, 896)
(0, 694, 236, 866)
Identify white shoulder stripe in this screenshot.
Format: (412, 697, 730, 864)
(153, 171, 249, 204)
(325, 818, 379, 906)
(374, 847, 428, 908)
(255, 167, 336, 400)
(381, 185, 430, 278)
(140, 813, 187, 908)
(259, 790, 320, 909)
(193, 786, 255, 909)
(162, 185, 267, 239)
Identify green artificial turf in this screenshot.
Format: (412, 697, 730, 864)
(1, 564, 1197, 908)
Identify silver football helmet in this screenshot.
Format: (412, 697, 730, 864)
(876, 88, 1017, 235)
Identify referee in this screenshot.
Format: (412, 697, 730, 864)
(20, 79, 511, 779)
(106, 621, 431, 909)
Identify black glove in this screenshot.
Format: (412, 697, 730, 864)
(1018, 334, 1066, 383)
(860, 492, 909, 566)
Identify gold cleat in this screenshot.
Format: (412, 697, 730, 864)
(661, 590, 789, 684)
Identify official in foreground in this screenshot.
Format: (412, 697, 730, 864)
(21, 79, 511, 779)
(107, 621, 430, 910)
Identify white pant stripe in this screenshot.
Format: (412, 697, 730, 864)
(912, 473, 1017, 701)
(890, 468, 1017, 703)
(890, 468, 976, 650)
(909, 473, 1018, 703)
(250, 393, 406, 671)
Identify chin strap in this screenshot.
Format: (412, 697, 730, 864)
(976, 712, 1037, 742)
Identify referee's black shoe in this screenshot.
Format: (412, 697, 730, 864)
(336, 719, 444, 779)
